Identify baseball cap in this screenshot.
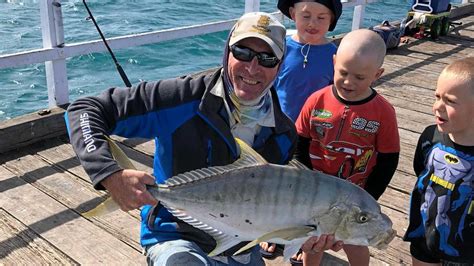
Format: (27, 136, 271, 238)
(229, 12, 286, 60)
(277, 0, 342, 31)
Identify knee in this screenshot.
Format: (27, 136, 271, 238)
(166, 252, 207, 266)
(148, 251, 208, 266)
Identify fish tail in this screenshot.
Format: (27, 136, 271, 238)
(82, 197, 120, 217)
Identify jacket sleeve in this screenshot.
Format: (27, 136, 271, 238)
(65, 76, 205, 189)
(293, 135, 313, 169)
(412, 125, 436, 176)
(364, 152, 399, 200)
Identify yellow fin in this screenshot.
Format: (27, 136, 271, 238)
(234, 138, 267, 164)
(287, 159, 310, 170)
(83, 197, 120, 218)
(105, 135, 137, 170)
(233, 226, 316, 256)
(82, 136, 136, 217)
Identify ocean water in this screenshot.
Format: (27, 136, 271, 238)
(0, 0, 424, 120)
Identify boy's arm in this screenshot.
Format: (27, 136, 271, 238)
(413, 140, 426, 177)
(364, 152, 399, 200)
(293, 135, 313, 169)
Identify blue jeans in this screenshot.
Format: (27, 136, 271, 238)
(145, 239, 265, 266)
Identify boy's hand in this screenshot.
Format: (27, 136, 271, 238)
(101, 169, 158, 211)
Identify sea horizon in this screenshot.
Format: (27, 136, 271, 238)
(0, 0, 432, 121)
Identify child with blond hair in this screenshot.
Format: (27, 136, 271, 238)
(404, 57, 474, 265)
(295, 29, 401, 265)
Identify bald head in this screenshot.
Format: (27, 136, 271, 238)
(338, 29, 386, 68)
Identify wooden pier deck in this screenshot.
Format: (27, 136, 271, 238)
(1, 6, 473, 265)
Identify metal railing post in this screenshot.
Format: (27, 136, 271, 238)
(352, 1, 366, 30)
(245, 0, 260, 13)
(40, 0, 69, 107)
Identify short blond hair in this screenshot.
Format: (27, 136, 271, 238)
(440, 57, 474, 92)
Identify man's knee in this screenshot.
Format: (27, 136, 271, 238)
(163, 251, 208, 266)
(145, 240, 209, 266)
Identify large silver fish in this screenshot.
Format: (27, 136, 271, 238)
(88, 136, 396, 260)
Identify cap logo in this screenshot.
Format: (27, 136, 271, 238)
(251, 15, 271, 36)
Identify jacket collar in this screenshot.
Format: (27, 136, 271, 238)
(198, 68, 294, 152)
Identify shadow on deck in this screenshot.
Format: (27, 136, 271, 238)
(0, 8, 473, 266)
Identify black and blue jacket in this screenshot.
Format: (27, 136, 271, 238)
(65, 68, 297, 253)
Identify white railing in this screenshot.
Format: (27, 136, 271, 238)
(4, 0, 465, 108)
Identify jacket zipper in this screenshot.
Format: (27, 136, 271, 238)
(206, 139, 212, 166)
(336, 106, 349, 140)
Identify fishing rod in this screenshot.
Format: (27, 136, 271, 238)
(82, 0, 132, 87)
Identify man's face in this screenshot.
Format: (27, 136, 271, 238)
(227, 37, 280, 102)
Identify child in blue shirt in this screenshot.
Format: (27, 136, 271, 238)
(275, 0, 342, 122)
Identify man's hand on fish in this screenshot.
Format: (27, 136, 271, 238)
(101, 169, 158, 211)
(301, 234, 343, 254)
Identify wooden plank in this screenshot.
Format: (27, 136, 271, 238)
(389, 170, 416, 196)
(0, 157, 144, 263)
(370, 236, 411, 265)
(381, 92, 433, 116)
(32, 137, 154, 184)
(0, 106, 67, 154)
(380, 60, 445, 90)
(114, 136, 156, 156)
(0, 208, 77, 264)
(399, 127, 421, 147)
(379, 186, 411, 216)
(388, 37, 473, 64)
(376, 82, 434, 105)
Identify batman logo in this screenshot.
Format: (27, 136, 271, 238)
(444, 154, 459, 164)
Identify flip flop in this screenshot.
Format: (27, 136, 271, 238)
(289, 249, 303, 266)
(259, 243, 284, 259)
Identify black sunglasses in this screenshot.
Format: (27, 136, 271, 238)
(230, 45, 280, 68)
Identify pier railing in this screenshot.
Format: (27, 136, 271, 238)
(0, 0, 469, 109)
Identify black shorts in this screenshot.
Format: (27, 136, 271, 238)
(410, 239, 440, 264)
(410, 240, 474, 265)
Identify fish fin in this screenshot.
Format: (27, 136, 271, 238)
(163, 204, 241, 257)
(234, 138, 267, 165)
(81, 136, 136, 217)
(233, 226, 316, 256)
(232, 240, 260, 256)
(163, 139, 267, 188)
(82, 197, 120, 218)
(104, 135, 137, 170)
(208, 236, 242, 257)
(287, 159, 310, 170)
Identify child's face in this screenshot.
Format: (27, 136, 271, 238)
(433, 74, 474, 140)
(289, 1, 332, 45)
(333, 52, 384, 101)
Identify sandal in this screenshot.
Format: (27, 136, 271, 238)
(289, 249, 303, 266)
(259, 243, 284, 259)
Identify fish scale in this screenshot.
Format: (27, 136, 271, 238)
(90, 136, 396, 260)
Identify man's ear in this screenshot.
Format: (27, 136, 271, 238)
(333, 54, 337, 66)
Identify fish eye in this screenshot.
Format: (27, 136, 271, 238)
(357, 213, 369, 223)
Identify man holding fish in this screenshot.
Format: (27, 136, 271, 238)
(65, 11, 394, 266)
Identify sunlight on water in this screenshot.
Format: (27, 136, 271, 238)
(0, 0, 428, 121)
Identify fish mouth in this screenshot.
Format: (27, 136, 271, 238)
(371, 229, 397, 249)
